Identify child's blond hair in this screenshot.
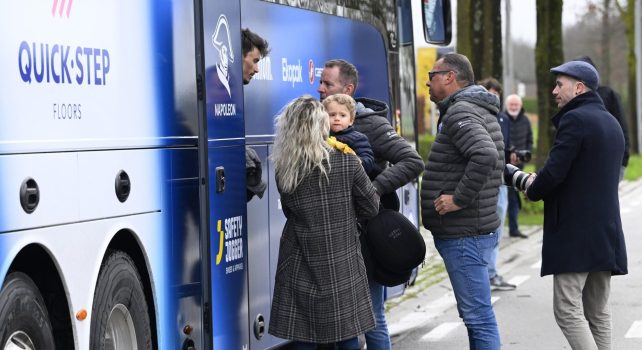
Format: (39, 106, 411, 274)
(322, 94, 356, 122)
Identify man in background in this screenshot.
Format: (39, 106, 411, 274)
(504, 94, 532, 239)
(575, 55, 630, 181)
(479, 78, 517, 291)
(319, 59, 425, 350)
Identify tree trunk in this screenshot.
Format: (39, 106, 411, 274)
(456, 0, 503, 83)
(615, 0, 639, 154)
(457, 0, 472, 58)
(602, 0, 611, 85)
(535, 0, 564, 169)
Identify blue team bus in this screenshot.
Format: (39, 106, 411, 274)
(0, 0, 449, 349)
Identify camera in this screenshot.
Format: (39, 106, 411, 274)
(504, 164, 532, 192)
(511, 149, 532, 163)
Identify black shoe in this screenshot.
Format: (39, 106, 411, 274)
(510, 230, 528, 238)
(490, 275, 516, 291)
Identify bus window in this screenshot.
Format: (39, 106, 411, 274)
(422, 0, 452, 45)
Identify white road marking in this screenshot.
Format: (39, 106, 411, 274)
(388, 292, 457, 335)
(508, 275, 531, 287)
(530, 260, 541, 269)
(621, 207, 632, 214)
(420, 322, 462, 341)
(625, 320, 642, 338)
(491, 296, 500, 305)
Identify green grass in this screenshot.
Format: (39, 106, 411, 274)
(624, 154, 642, 181)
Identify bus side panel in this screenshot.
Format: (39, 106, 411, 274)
(202, 0, 250, 348)
(241, 1, 393, 348)
(242, 0, 391, 140)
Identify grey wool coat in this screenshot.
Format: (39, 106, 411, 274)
(268, 150, 380, 343)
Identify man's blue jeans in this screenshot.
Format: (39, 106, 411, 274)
(489, 185, 508, 279)
(434, 233, 501, 349)
(507, 187, 521, 234)
(364, 279, 392, 350)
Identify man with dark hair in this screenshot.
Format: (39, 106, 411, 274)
(478, 78, 517, 291)
(525, 60, 627, 350)
(574, 55, 630, 180)
(243, 28, 270, 201)
(319, 58, 424, 350)
(422, 53, 504, 348)
(241, 28, 270, 85)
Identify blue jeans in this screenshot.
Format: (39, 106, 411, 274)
(434, 233, 501, 349)
(364, 279, 392, 350)
(507, 187, 520, 234)
(488, 186, 508, 279)
(291, 337, 360, 350)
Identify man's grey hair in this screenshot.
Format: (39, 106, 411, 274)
(441, 53, 475, 86)
(325, 59, 359, 93)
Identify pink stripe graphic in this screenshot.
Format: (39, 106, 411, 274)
(58, 0, 66, 16)
(66, 0, 73, 17)
(52, 0, 59, 16)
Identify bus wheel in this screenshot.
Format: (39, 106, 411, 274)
(90, 250, 152, 350)
(0, 272, 55, 350)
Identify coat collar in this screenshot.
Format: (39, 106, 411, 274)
(552, 90, 602, 128)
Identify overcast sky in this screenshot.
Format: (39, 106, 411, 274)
(511, 0, 590, 44)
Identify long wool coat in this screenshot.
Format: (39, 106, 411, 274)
(268, 150, 380, 343)
(526, 91, 627, 276)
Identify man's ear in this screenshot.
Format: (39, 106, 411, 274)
(344, 84, 355, 96)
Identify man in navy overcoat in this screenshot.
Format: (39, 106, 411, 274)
(525, 60, 627, 350)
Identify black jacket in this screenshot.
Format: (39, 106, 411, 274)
(330, 126, 377, 177)
(526, 91, 627, 276)
(421, 85, 504, 238)
(597, 85, 630, 166)
(353, 98, 424, 195)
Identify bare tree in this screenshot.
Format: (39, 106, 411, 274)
(456, 0, 503, 82)
(535, 0, 564, 169)
(615, 0, 639, 154)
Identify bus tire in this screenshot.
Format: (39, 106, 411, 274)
(0, 272, 55, 349)
(90, 250, 152, 350)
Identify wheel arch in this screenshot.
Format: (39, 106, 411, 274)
(104, 229, 159, 350)
(8, 243, 74, 349)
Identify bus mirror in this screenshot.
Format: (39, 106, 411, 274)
(422, 0, 452, 45)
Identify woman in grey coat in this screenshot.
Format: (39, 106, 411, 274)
(268, 95, 380, 348)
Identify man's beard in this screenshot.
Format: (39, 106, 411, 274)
(507, 109, 520, 118)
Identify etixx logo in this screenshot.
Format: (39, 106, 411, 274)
(211, 14, 234, 98)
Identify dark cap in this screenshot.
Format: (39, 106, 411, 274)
(550, 60, 599, 90)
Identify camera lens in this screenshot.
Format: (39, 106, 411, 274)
(504, 164, 532, 191)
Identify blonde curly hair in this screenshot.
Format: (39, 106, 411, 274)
(272, 95, 332, 193)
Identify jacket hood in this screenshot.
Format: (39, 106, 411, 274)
(437, 85, 500, 116)
(354, 97, 389, 119)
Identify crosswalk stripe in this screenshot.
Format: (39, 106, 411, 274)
(491, 296, 500, 305)
(530, 260, 541, 269)
(420, 322, 462, 341)
(508, 275, 531, 286)
(625, 320, 642, 338)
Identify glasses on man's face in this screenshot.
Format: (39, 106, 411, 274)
(428, 70, 451, 81)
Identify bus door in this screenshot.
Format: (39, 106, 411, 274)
(199, 1, 249, 349)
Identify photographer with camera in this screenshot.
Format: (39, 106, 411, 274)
(503, 94, 533, 239)
(524, 60, 627, 350)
